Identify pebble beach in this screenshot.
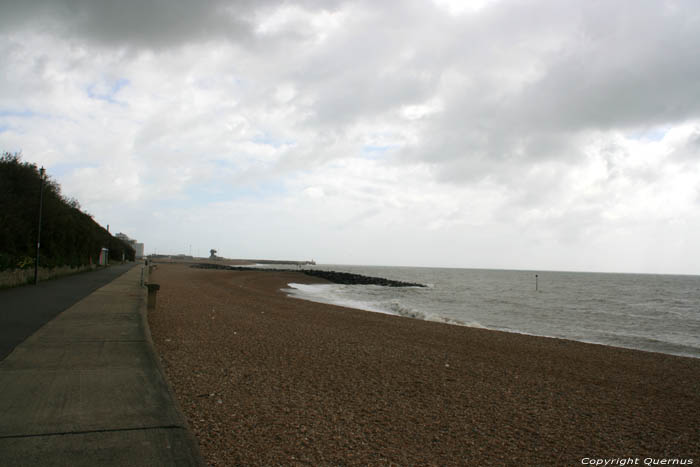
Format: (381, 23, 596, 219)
(147, 263, 700, 466)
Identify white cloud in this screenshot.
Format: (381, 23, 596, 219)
(434, 0, 503, 16)
(400, 98, 443, 121)
(2, 0, 700, 273)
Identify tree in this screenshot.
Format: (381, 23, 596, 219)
(0, 152, 136, 270)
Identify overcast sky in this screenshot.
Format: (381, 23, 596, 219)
(1, 0, 699, 274)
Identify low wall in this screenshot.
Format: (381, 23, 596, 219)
(0, 264, 97, 288)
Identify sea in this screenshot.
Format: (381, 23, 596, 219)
(277, 264, 700, 359)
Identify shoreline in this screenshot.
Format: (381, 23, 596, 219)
(285, 282, 700, 360)
(283, 268, 700, 361)
(147, 263, 700, 465)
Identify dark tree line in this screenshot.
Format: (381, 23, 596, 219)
(0, 152, 135, 271)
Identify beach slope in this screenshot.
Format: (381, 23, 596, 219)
(148, 263, 699, 465)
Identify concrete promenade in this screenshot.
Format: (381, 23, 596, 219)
(0, 264, 203, 466)
(0, 263, 136, 361)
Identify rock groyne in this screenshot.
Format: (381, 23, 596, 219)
(189, 263, 425, 287)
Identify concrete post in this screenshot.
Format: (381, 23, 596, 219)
(146, 283, 160, 310)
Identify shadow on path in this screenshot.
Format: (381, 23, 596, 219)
(0, 263, 137, 361)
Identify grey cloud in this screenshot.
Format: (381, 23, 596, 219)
(0, 0, 249, 48)
(286, 2, 444, 126)
(670, 127, 700, 162)
(691, 130, 700, 152)
(0, 0, 344, 49)
(4, 0, 699, 177)
(382, 0, 700, 187)
(508, 0, 700, 131)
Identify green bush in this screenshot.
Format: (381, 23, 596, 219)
(0, 152, 135, 271)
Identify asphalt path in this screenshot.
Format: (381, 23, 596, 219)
(0, 263, 137, 361)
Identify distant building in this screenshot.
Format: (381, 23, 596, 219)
(115, 232, 145, 259)
(133, 243, 144, 259)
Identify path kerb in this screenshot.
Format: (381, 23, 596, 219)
(0, 264, 204, 466)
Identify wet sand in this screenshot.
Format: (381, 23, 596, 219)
(147, 263, 700, 466)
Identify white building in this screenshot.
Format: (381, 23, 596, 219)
(115, 232, 145, 259)
(132, 242, 144, 259)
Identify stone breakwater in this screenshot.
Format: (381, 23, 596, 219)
(189, 263, 425, 287)
(296, 269, 425, 287)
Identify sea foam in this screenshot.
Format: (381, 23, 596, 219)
(285, 283, 485, 328)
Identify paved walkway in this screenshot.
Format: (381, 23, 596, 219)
(0, 264, 203, 466)
(0, 263, 137, 361)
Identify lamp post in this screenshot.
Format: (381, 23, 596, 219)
(34, 167, 45, 285)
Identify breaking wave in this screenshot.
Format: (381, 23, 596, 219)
(284, 283, 485, 329)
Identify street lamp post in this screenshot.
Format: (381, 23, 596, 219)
(34, 166, 45, 285)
